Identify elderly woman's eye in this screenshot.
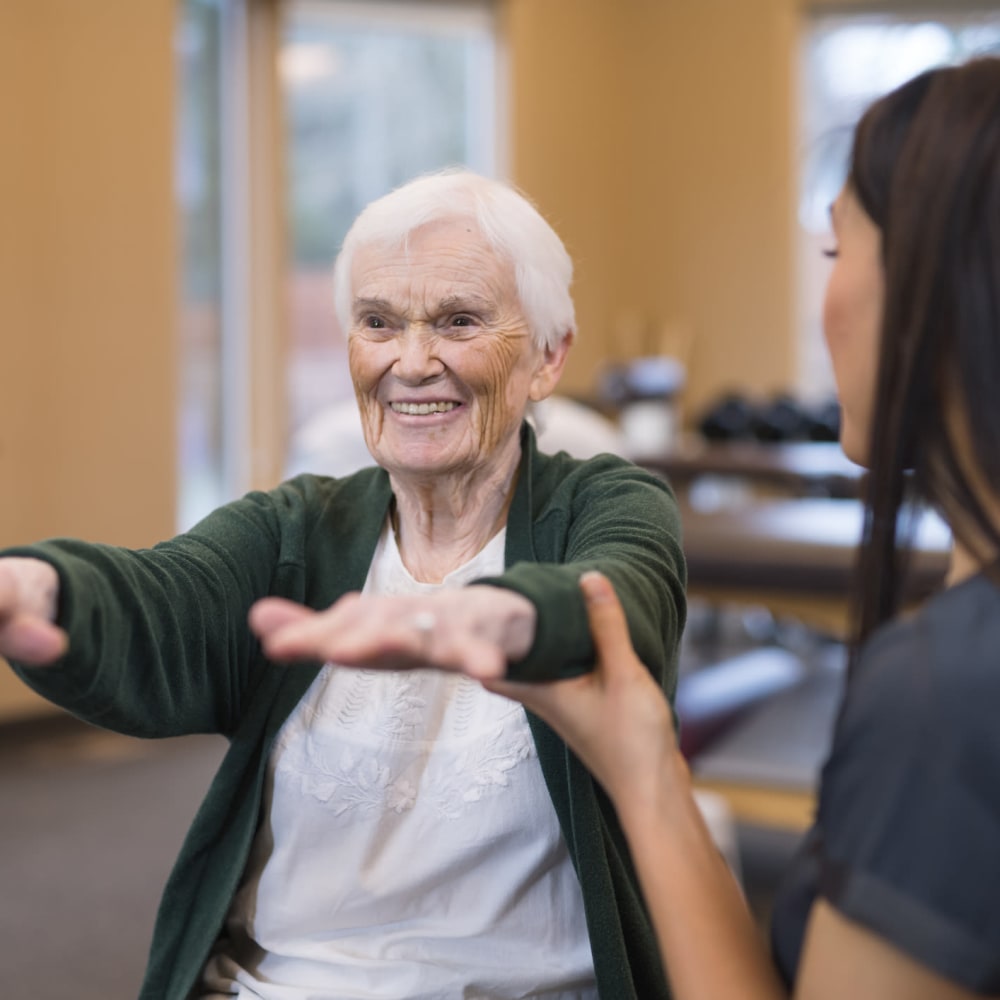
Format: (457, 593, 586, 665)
(363, 315, 387, 329)
(451, 314, 476, 328)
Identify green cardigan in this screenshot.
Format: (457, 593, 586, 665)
(9, 427, 686, 999)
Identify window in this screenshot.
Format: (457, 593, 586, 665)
(176, 0, 227, 528)
(795, 8, 1000, 400)
(280, 0, 500, 473)
(175, 0, 500, 521)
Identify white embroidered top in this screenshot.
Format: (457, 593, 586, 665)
(200, 522, 597, 999)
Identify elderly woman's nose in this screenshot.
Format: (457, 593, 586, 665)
(393, 328, 443, 380)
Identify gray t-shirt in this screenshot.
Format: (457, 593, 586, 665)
(771, 569, 1000, 994)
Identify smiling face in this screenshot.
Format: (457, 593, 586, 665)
(822, 188, 886, 467)
(347, 218, 568, 485)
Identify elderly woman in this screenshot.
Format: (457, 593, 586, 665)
(0, 170, 685, 999)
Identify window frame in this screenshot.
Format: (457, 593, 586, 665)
(176, 0, 505, 522)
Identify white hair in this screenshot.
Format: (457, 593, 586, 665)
(332, 169, 576, 351)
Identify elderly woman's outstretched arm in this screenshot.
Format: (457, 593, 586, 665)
(250, 584, 535, 681)
(250, 450, 686, 691)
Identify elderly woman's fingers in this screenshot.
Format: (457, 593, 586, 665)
(250, 594, 468, 673)
(0, 559, 67, 666)
(324, 614, 505, 677)
(250, 589, 523, 677)
(250, 593, 367, 660)
(0, 614, 68, 666)
(249, 597, 318, 641)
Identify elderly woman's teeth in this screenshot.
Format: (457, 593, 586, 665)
(391, 401, 458, 415)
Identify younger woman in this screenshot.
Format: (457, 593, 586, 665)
(491, 57, 1000, 999)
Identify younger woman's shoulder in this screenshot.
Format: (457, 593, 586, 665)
(851, 570, 1000, 733)
(814, 573, 1000, 993)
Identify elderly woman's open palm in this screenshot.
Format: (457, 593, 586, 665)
(250, 585, 536, 681)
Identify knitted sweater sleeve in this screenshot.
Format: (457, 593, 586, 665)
(481, 452, 686, 692)
(3, 485, 309, 738)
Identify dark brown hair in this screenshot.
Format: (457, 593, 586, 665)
(849, 57, 1000, 647)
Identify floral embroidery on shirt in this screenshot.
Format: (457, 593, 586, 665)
(274, 670, 537, 825)
(216, 523, 596, 998)
(269, 523, 540, 826)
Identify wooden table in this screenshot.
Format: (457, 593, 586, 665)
(633, 437, 866, 499)
(676, 497, 951, 830)
(679, 497, 952, 638)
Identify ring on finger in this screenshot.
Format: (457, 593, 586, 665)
(410, 612, 436, 656)
(410, 611, 436, 634)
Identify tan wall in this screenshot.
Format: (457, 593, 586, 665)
(626, 0, 799, 416)
(507, 0, 799, 417)
(502, 0, 633, 394)
(0, 1, 177, 719)
(0, 0, 806, 719)
(0, 0, 806, 536)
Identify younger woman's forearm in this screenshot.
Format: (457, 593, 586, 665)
(617, 772, 789, 1000)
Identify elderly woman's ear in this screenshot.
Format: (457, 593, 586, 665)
(529, 331, 574, 402)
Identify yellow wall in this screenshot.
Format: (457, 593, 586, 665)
(0, 0, 806, 719)
(0, 1, 177, 719)
(502, 0, 633, 393)
(507, 0, 799, 415)
(0, 0, 805, 543)
(0, 1, 177, 548)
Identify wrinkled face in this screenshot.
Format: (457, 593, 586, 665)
(822, 188, 885, 467)
(347, 218, 563, 481)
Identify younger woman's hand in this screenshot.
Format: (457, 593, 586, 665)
(484, 571, 685, 812)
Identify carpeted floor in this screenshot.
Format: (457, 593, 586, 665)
(0, 670, 814, 998)
(0, 716, 226, 999)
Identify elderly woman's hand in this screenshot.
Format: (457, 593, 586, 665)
(0, 558, 67, 666)
(249, 585, 536, 681)
(484, 572, 687, 817)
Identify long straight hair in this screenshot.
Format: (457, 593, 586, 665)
(849, 58, 1000, 652)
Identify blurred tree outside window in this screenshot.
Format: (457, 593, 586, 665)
(796, 10, 1000, 400)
